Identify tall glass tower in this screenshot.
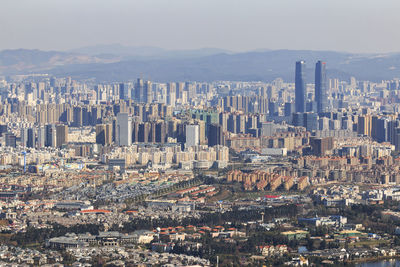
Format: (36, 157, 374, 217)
(315, 60, 328, 113)
(295, 61, 306, 113)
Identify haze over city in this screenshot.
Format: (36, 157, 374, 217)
(1, 1, 400, 267)
(1, 0, 400, 53)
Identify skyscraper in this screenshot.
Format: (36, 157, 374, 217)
(56, 124, 68, 148)
(37, 126, 46, 148)
(134, 79, 152, 103)
(185, 124, 199, 148)
(144, 80, 152, 104)
(27, 128, 36, 148)
(357, 115, 372, 136)
(21, 128, 28, 147)
(119, 83, 126, 100)
(45, 124, 57, 147)
(208, 124, 224, 147)
(96, 124, 113, 145)
(310, 137, 334, 156)
(0, 125, 7, 137)
(167, 82, 176, 107)
(315, 61, 328, 113)
(155, 121, 167, 143)
(135, 79, 144, 103)
(284, 102, 295, 117)
(295, 61, 306, 113)
(117, 113, 132, 146)
(5, 133, 16, 148)
(176, 82, 184, 99)
(73, 106, 83, 127)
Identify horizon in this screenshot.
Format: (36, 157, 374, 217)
(0, 44, 397, 55)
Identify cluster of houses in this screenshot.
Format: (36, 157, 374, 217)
(46, 230, 154, 249)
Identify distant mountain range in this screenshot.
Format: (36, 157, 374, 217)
(0, 49, 119, 74)
(68, 44, 232, 59)
(0, 45, 400, 82)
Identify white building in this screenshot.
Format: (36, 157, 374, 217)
(117, 113, 132, 146)
(185, 124, 199, 148)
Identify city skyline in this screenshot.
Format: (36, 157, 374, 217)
(0, 60, 399, 266)
(2, 1, 400, 266)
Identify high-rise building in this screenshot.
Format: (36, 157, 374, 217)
(394, 128, 400, 152)
(267, 85, 276, 100)
(81, 107, 90, 126)
(27, 128, 36, 148)
(0, 125, 7, 137)
(56, 125, 68, 148)
(45, 124, 57, 147)
(227, 114, 237, 133)
(268, 101, 278, 116)
(155, 121, 166, 143)
(357, 115, 371, 136)
(145, 81, 152, 104)
(132, 121, 139, 143)
(219, 113, 228, 132)
(149, 122, 157, 143)
(135, 79, 144, 103)
(371, 117, 395, 143)
(5, 133, 16, 148)
(167, 83, 176, 107)
(185, 124, 199, 148)
(73, 106, 83, 127)
(284, 102, 295, 117)
(117, 113, 132, 146)
(186, 81, 196, 99)
(119, 83, 126, 100)
(197, 120, 206, 145)
(295, 61, 306, 113)
(292, 113, 304, 127)
(176, 82, 184, 99)
(96, 124, 113, 145)
(318, 117, 330, 131)
(37, 126, 46, 148)
(138, 122, 151, 143)
(329, 78, 339, 91)
(134, 79, 152, 103)
(21, 128, 28, 147)
(310, 137, 334, 156)
(236, 114, 247, 134)
(208, 124, 224, 147)
(315, 61, 328, 113)
(303, 112, 319, 131)
(96, 125, 105, 145)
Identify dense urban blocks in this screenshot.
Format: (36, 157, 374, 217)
(2, 64, 400, 266)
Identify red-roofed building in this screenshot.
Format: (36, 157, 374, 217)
(80, 209, 111, 214)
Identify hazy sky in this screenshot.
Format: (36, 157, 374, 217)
(1, 0, 399, 53)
